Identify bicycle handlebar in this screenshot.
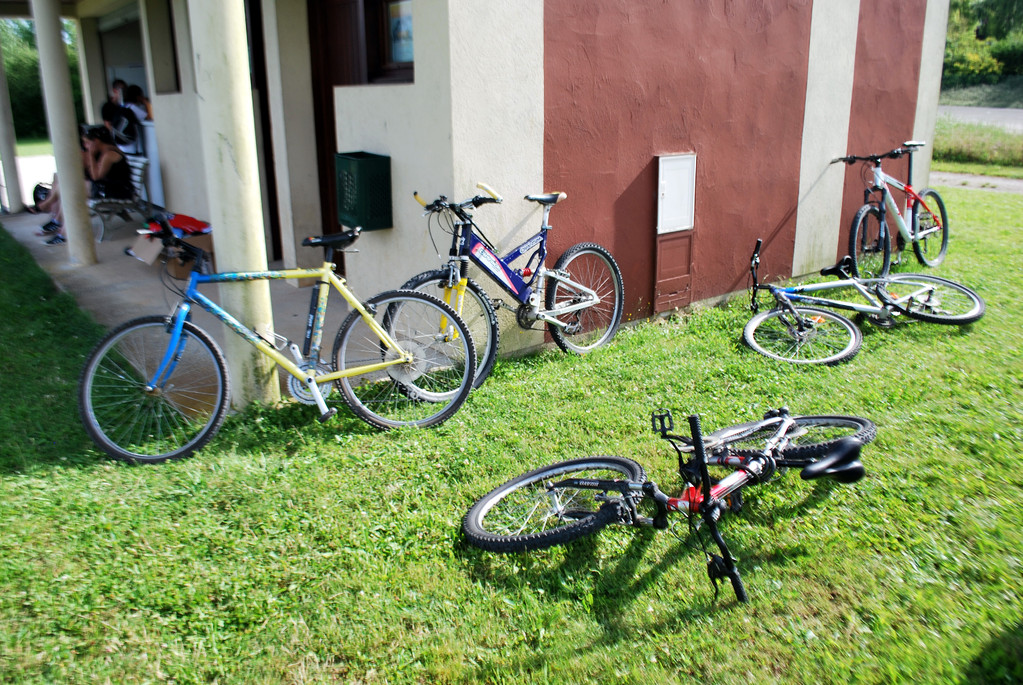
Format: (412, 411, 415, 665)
(832, 140, 926, 166)
(413, 183, 504, 214)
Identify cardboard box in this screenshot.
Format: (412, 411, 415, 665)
(128, 232, 216, 279)
(127, 233, 164, 265)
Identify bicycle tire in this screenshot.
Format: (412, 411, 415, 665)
(545, 243, 625, 354)
(331, 290, 476, 429)
(880, 273, 984, 325)
(401, 269, 499, 388)
(743, 306, 862, 365)
(462, 456, 645, 553)
(912, 188, 949, 267)
(848, 204, 891, 279)
(78, 315, 230, 463)
(712, 415, 876, 461)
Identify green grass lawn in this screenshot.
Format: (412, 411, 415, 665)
(1, 187, 1022, 683)
(939, 75, 1023, 109)
(15, 138, 54, 157)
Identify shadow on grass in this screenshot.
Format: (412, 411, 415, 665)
(962, 620, 1023, 683)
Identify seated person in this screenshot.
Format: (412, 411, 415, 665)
(33, 126, 134, 245)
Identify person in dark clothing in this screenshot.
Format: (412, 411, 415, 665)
(34, 126, 133, 245)
(101, 100, 142, 154)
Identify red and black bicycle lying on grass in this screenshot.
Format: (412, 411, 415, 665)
(463, 408, 875, 602)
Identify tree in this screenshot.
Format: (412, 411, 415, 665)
(975, 0, 1023, 39)
(0, 18, 83, 140)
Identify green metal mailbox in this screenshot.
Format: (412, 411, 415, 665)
(335, 151, 392, 230)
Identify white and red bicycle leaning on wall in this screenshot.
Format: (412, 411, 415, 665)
(835, 141, 949, 279)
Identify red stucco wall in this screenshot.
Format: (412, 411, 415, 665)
(840, 1, 927, 252)
(544, 1, 814, 318)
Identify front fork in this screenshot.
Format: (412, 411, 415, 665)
(439, 260, 470, 341)
(149, 301, 193, 391)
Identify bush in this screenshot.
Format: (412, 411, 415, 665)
(943, 35, 1003, 88)
(991, 33, 1023, 75)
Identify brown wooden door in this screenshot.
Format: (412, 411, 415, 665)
(654, 231, 693, 312)
(307, 0, 366, 236)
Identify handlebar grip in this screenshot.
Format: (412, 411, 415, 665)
(413, 191, 428, 208)
(476, 182, 503, 202)
(751, 238, 762, 260)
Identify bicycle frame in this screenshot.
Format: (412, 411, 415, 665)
(864, 147, 944, 245)
(150, 260, 410, 418)
(759, 275, 950, 321)
(556, 411, 823, 517)
(749, 237, 940, 320)
(435, 196, 601, 327)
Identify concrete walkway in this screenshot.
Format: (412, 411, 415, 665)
(931, 171, 1023, 194)
(2, 209, 350, 357)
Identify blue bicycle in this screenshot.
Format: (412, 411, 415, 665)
(78, 215, 477, 462)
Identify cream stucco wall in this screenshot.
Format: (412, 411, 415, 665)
(335, 0, 545, 350)
(912, 0, 951, 187)
(792, 1, 860, 277)
(143, 0, 209, 221)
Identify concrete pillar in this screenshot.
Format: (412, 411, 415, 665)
(912, 0, 951, 187)
(0, 35, 24, 212)
(31, 0, 95, 266)
(75, 17, 106, 123)
(185, 0, 279, 407)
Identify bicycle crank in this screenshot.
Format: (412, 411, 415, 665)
(288, 361, 334, 405)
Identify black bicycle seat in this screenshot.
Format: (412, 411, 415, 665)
(800, 438, 865, 483)
(820, 256, 853, 279)
(303, 227, 361, 250)
(524, 192, 567, 206)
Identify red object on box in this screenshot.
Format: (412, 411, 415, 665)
(145, 213, 211, 236)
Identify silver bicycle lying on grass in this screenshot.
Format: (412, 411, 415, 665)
(743, 239, 984, 365)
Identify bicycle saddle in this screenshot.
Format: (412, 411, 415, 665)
(800, 438, 865, 483)
(820, 256, 853, 279)
(524, 192, 567, 206)
(302, 227, 361, 250)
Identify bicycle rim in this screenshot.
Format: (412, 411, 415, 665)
(849, 204, 891, 279)
(724, 415, 876, 461)
(402, 270, 499, 388)
(882, 273, 984, 325)
(332, 290, 476, 429)
(912, 189, 949, 267)
(546, 243, 624, 354)
(78, 316, 229, 462)
(743, 307, 862, 365)
(462, 456, 645, 553)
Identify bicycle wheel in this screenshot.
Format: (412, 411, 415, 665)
(880, 273, 985, 325)
(78, 315, 230, 463)
(713, 415, 876, 461)
(401, 269, 499, 388)
(332, 290, 476, 429)
(545, 242, 625, 354)
(743, 306, 862, 365)
(912, 188, 949, 267)
(848, 204, 891, 279)
(462, 456, 645, 553)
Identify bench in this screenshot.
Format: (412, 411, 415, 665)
(89, 155, 151, 242)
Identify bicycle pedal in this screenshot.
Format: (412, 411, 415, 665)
(317, 408, 338, 423)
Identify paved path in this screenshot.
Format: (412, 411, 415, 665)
(938, 105, 1023, 132)
(931, 171, 1023, 194)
